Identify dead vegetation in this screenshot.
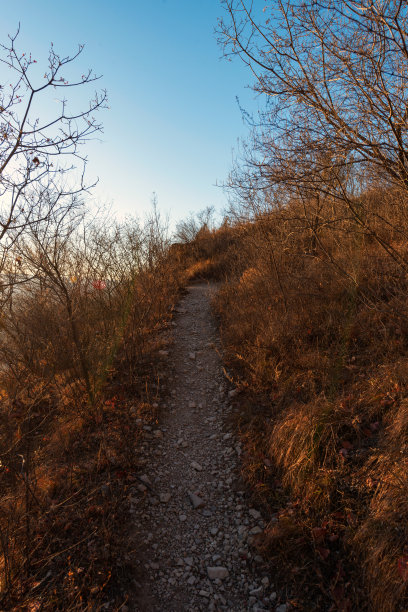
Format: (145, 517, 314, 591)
(187, 3, 408, 608)
(0, 207, 185, 610)
(177, 187, 408, 610)
(0, 28, 190, 610)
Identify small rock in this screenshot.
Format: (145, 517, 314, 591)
(270, 592, 277, 602)
(189, 352, 196, 360)
(191, 461, 203, 471)
(153, 429, 163, 438)
(199, 590, 210, 598)
(228, 389, 238, 398)
(188, 492, 205, 509)
(261, 577, 269, 587)
(179, 514, 187, 522)
(184, 557, 194, 566)
(276, 605, 287, 612)
(250, 586, 263, 596)
(250, 526, 263, 535)
(249, 508, 261, 520)
(159, 493, 171, 503)
(188, 401, 196, 409)
(207, 566, 229, 580)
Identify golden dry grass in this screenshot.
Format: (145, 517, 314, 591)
(185, 195, 408, 610)
(0, 238, 185, 609)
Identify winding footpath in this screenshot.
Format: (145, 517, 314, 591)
(131, 283, 280, 612)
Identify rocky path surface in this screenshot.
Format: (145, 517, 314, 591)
(131, 283, 280, 612)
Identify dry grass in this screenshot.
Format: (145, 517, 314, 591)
(183, 194, 408, 610)
(0, 219, 185, 610)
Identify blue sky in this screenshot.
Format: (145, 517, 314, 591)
(0, 1, 259, 226)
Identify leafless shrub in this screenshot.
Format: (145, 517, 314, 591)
(0, 195, 185, 607)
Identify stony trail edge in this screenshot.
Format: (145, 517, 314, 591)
(131, 283, 281, 612)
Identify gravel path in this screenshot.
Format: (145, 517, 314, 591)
(131, 283, 279, 612)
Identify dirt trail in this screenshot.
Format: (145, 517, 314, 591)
(131, 283, 278, 612)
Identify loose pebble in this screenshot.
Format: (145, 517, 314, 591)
(207, 566, 229, 580)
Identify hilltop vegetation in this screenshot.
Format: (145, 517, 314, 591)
(180, 194, 408, 610)
(0, 32, 186, 609)
(175, 2, 408, 609)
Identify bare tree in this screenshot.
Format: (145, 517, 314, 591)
(175, 206, 215, 244)
(0, 26, 107, 252)
(218, 0, 408, 264)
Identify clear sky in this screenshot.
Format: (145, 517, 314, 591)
(0, 1, 258, 226)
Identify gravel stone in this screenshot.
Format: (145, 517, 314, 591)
(188, 492, 205, 509)
(207, 566, 229, 580)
